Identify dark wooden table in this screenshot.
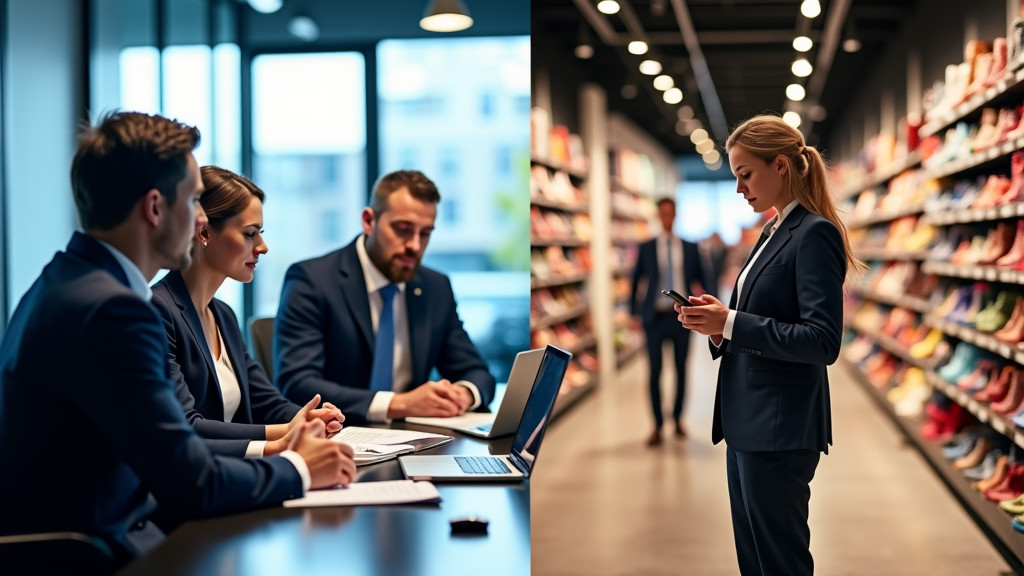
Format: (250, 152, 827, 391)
(117, 423, 530, 576)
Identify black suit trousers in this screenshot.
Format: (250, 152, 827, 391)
(726, 446, 820, 576)
(644, 312, 690, 428)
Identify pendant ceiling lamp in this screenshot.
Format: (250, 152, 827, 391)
(420, 0, 474, 33)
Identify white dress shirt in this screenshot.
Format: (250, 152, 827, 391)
(211, 325, 268, 458)
(722, 199, 800, 341)
(356, 235, 481, 422)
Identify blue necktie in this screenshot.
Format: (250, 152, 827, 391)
(369, 284, 398, 392)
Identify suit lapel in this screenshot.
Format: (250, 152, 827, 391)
(338, 243, 374, 348)
(737, 205, 809, 311)
(164, 271, 218, 389)
(406, 276, 429, 383)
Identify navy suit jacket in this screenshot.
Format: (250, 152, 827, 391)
(630, 234, 704, 327)
(151, 271, 301, 457)
(275, 236, 496, 422)
(0, 233, 302, 558)
(709, 204, 843, 454)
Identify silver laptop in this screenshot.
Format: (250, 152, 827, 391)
(398, 345, 571, 482)
(405, 348, 546, 438)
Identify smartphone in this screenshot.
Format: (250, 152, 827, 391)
(660, 289, 694, 307)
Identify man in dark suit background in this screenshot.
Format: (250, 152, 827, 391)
(0, 111, 354, 569)
(275, 170, 496, 424)
(630, 197, 705, 446)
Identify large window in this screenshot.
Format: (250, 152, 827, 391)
(378, 36, 531, 379)
(86, 0, 530, 382)
(250, 51, 368, 317)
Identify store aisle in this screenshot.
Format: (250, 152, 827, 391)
(531, 335, 1013, 575)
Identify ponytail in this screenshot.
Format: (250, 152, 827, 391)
(726, 115, 866, 276)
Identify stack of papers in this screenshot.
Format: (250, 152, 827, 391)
(333, 426, 453, 465)
(283, 480, 441, 507)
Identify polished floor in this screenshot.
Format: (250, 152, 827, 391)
(531, 335, 1014, 575)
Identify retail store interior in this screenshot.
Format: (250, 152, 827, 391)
(5, 0, 1024, 573)
(530, 0, 1024, 574)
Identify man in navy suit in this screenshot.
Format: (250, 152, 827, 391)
(0, 111, 354, 568)
(630, 198, 705, 446)
(275, 170, 496, 424)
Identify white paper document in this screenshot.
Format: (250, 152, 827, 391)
(332, 426, 453, 465)
(283, 480, 441, 508)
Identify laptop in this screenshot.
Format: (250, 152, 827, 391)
(398, 345, 571, 482)
(404, 348, 546, 438)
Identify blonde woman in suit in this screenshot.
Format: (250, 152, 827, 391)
(678, 114, 865, 575)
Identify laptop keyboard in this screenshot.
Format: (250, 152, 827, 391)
(455, 456, 511, 474)
(473, 422, 493, 433)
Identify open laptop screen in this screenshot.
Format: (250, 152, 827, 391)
(509, 345, 571, 475)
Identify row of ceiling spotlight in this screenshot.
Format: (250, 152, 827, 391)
(585, 0, 712, 165)
(785, 0, 860, 130)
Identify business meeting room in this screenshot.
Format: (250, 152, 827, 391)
(6, 0, 1024, 575)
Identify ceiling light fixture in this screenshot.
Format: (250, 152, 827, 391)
(288, 14, 319, 42)
(663, 87, 683, 104)
(653, 75, 674, 91)
(247, 0, 283, 13)
(800, 0, 821, 18)
(420, 0, 474, 33)
(575, 23, 594, 59)
(786, 83, 806, 101)
(791, 58, 813, 77)
(792, 36, 813, 52)
(695, 139, 715, 154)
(783, 111, 802, 128)
(690, 128, 708, 144)
(706, 157, 723, 171)
(842, 21, 861, 53)
(677, 105, 694, 120)
(597, 0, 620, 15)
(702, 149, 721, 164)
(639, 59, 662, 75)
(676, 120, 692, 136)
(628, 41, 648, 55)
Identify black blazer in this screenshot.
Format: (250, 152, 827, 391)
(275, 236, 496, 422)
(151, 271, 301, 457)
(630, 234, 705, 326)
(709, 204, 844, 453)
(0, 233, 302, 557)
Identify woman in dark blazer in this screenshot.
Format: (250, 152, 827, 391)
(678, 115, 865, 576)
(152, 166, 344, 458)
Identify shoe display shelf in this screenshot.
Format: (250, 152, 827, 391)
(530, 153, 599, 419)
(921, 65, 1024, 140)
(837, 150, 922, 201)
(842, 358, 1024, 573)
(836, 25, 1024, 568)
(609, 148, 653, 370)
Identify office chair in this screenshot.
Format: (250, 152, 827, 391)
(248, 316, 275, 381)
(0, 531, 114, 575)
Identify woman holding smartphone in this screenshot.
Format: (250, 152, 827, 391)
(152, 166, 346, 458)
(677, 114, 864, 576)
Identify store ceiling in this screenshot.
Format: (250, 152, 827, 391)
(532, 0, 918, 156)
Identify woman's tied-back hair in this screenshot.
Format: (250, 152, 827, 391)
(199, 166, 266, 229)
(725, 114, 866, 275)
(71, 111, 200, 231)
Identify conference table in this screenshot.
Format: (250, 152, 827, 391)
(117, 421, 531, 576)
